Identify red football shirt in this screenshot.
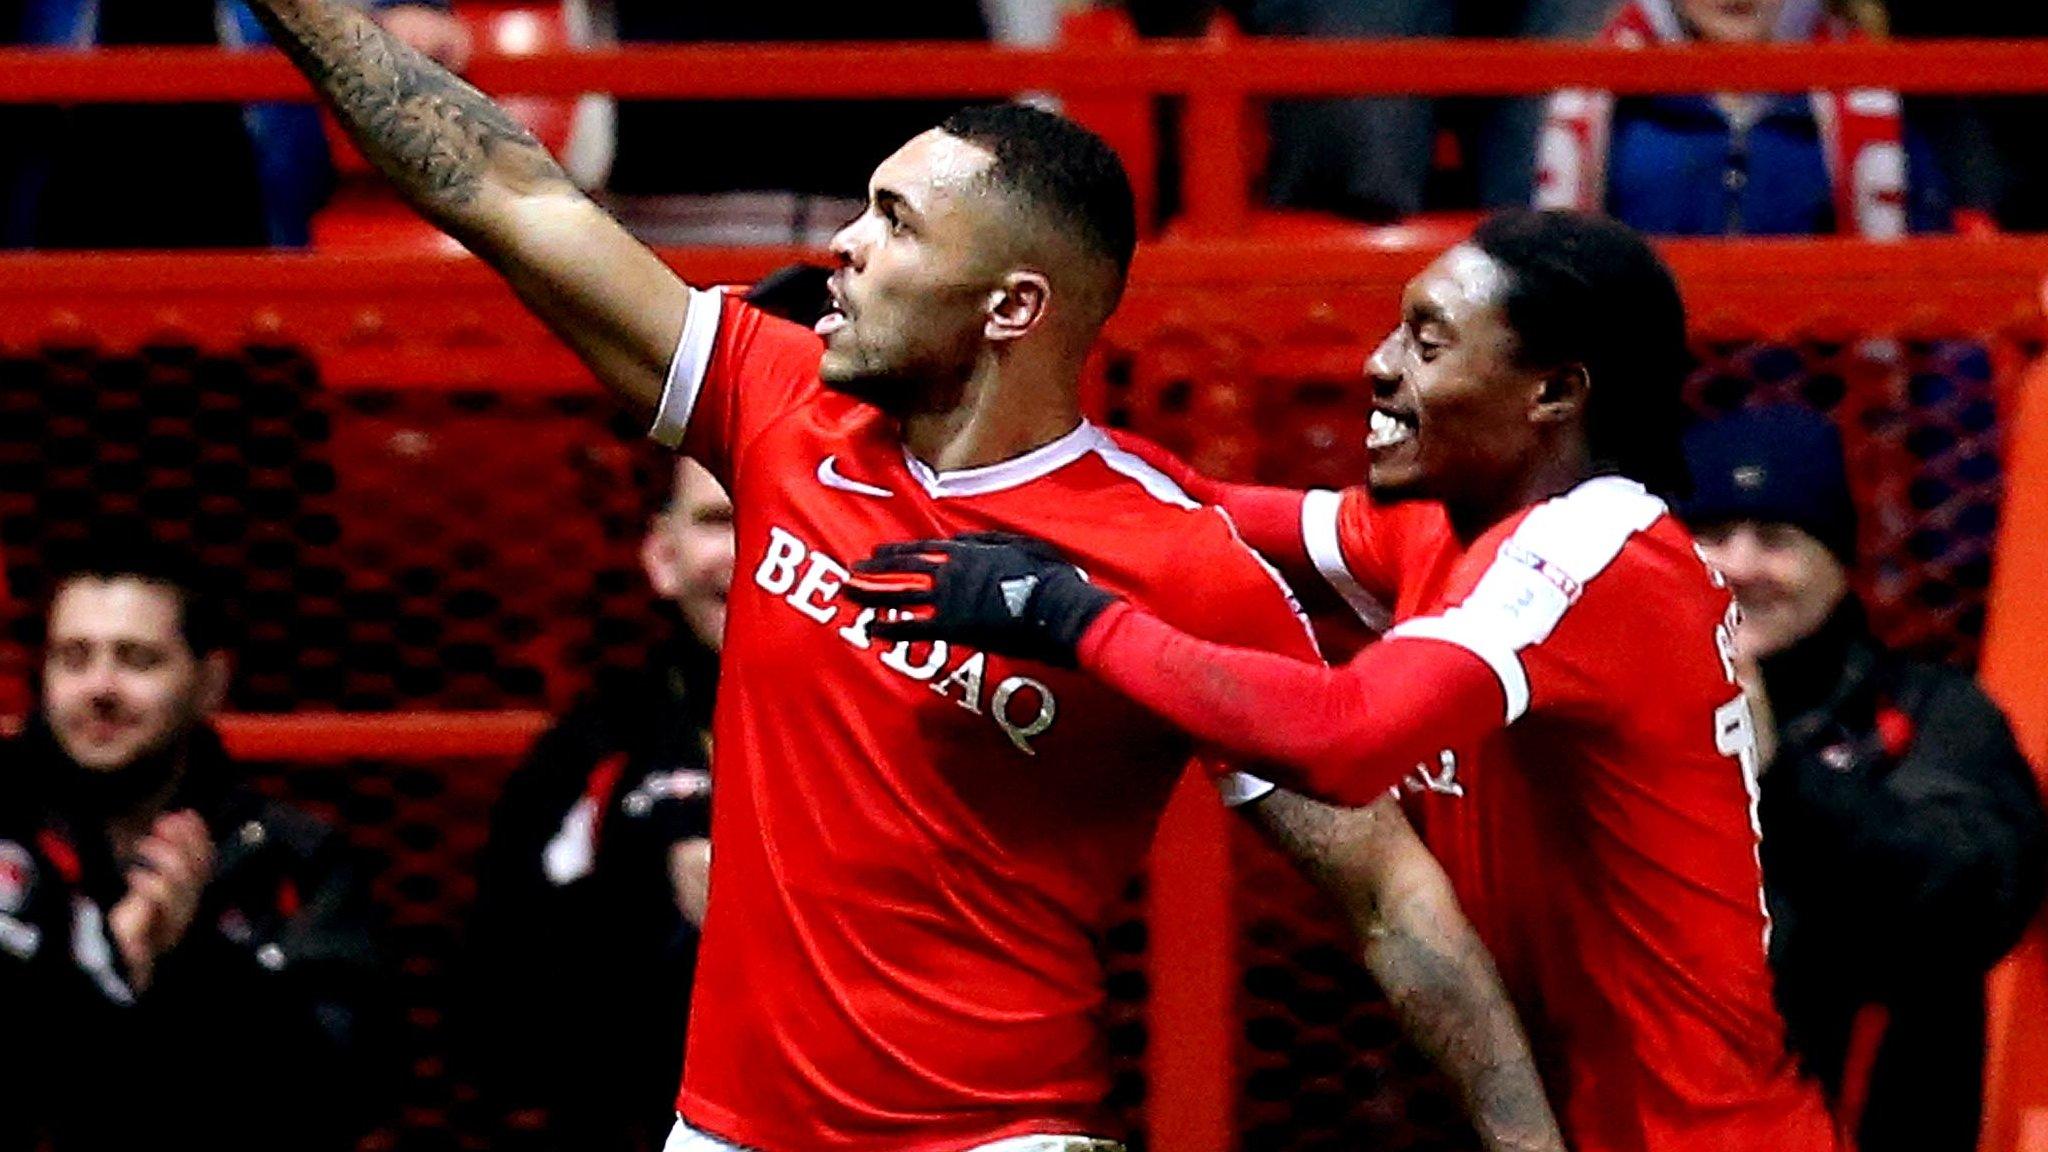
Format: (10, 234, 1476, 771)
(649, 290, 1318, 1151)
(1299, 478, 1841, 1152)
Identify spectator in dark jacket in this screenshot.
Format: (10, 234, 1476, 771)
(0, 534, 392, 1152)
(1681, 405, 2048, 1152)
(1873, 0, 2048, 231)
(461, 454, 731, 1152)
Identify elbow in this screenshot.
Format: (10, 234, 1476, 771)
(1266, 742, 1411, 811)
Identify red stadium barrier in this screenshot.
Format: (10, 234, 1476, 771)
(9, 38, 2048, 236)
(215, 710, 549, 759)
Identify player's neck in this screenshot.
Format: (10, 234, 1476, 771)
(900, 365, 1084, 474)
(1448, 443, 1598, 542)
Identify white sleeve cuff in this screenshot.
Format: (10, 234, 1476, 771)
(1385, 614, 1532, 724)
(1300, 488, 1390, 631)
(1216, 771, 1279, 808)
(649, 286, 724, 449)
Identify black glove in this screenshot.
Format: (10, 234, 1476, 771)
(847, 532, 1119, 668)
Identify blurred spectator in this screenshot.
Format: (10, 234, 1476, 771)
(1680, 406, 2048, 1152)
(1874, 1, 2048, 231)
(1129, 0, 1615, 220)
(461, 457, 731, 1152)
(587, 1, 989, 246)
(0, 534, 394, 1152)
(0, 0, 471, 248)
(1538, 0, 1950, 236)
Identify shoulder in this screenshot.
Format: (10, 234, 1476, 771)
(499, 683, 644, 805)
(1492, 475, 1670, 576)
(1408, 479, 1708, 691)
(1086, 433, 1320, 655)
(1451, 477, 1673, 610)
(707, 293, 824, 380)
(1890, 656, 2010, 726)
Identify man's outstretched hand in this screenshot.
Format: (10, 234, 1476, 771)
(847, 533, 1118, 668)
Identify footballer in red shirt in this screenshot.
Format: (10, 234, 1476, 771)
(636, 120, 1552, 1152)
(855, 210, 1844, 1151)
(649, 283, 1326, 1150)
(245, 11, 1572, 1145)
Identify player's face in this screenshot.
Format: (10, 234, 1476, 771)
(41, 578, 221, 774)
(1362, 245, 1549, 508)
(817, 130, 1007, 410)
(1677, 0, 1785, 43)
(643, 459, 736, 652)
(1692, 519, 1850, 658)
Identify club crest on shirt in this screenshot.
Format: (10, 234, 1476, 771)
(752, 524, 1061, 755)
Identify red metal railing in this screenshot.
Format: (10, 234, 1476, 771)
(5, 39, 2048, 100)
(8, 38, 2048, 234)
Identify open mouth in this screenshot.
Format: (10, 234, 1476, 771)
(1367, 409, 1417, 451)
(816, 279, 850, 338)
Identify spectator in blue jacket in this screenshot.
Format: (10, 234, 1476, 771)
(1, 0, 471, 248)
(1537, 0, 1950, 237)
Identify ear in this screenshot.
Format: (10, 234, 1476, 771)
(984, 271, 1052, 344)
(1530, 362, 1590, 427)
(195, 650, 232, 716)
(641, 518, 683, 601)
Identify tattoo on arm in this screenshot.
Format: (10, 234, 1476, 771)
(250, 0, 569, 219)
(1256, 792, 1565, 1152)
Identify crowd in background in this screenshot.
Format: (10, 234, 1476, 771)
(5, 0, 2048, 248)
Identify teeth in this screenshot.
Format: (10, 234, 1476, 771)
(1368, 410, 1413, 450)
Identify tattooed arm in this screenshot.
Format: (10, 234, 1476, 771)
(1245, 791, 1565, 1152)
(248, 0, 687, 414)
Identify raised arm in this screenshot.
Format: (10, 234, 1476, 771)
(249, 0, 689, 415)
(1246, 791, 1563, 1152)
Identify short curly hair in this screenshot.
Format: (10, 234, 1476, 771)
(939, 103, 1138, 305)
(43, 529, 232, 657)
(1470, 209, 1693, 498)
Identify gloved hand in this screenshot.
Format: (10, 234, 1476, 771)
(847, 532, 1119, 668)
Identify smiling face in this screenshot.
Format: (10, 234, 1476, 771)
(642, 458, 735, 652)
(816, 129, 1013, 411)
(1692, 519, 1849, 658)
(1363, 245, 1556, 511)
(41, 577, 224, 774)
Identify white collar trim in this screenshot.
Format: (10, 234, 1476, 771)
(902, 420, 1106, 499)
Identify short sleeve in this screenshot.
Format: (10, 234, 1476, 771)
(648, 290, 826, 490)
(1305, 488, 1453, 630)
(1384, 477, 1666, 725)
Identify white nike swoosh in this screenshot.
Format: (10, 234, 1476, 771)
(816, 456, 894, 498)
